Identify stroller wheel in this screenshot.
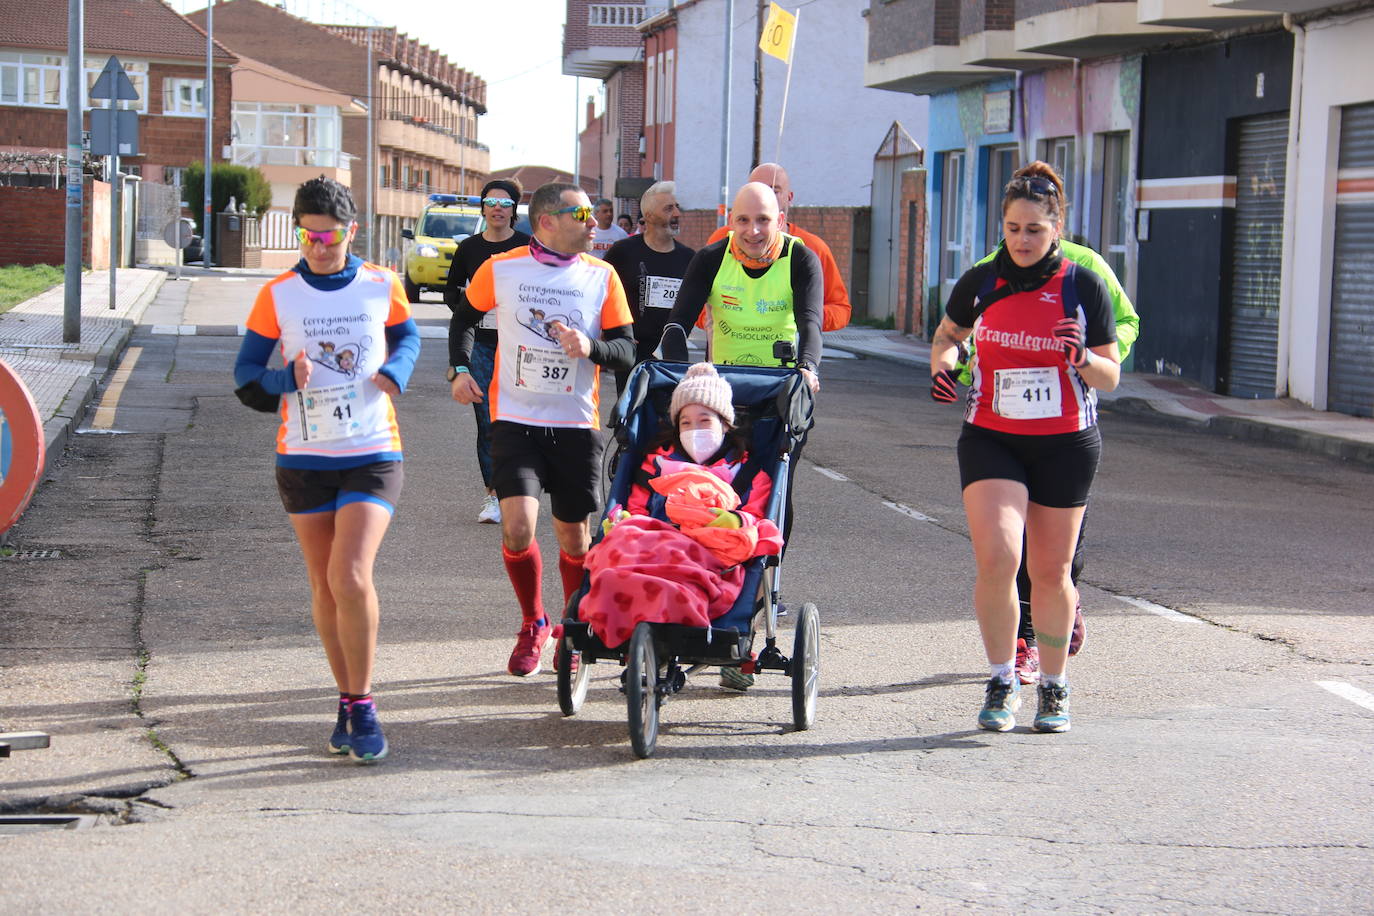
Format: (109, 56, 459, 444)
(790, 603, 820, 731)
(556, 632, 591, 716)
(625, 622, 660, 758)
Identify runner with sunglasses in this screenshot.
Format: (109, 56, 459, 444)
(930, 160, 1119, 733)
(445, 179, 530, 524)
(960, 163, 1141, 684)
(233, 176, 420, 762)
(450, 183, 635, 677)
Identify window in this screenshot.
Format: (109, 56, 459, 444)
(984, 144, 1018, 253)
(1098, 131, 1130, 283)
(645, 55, 656, 128)
(941, 151, 966, 283)
(660, 50, 674, 124)
(163, 166, 186, 188)
(0, 52, 62, 108)
(163, 77, 205, 116)
(231, 102, 341, 168)
(84, 59, 149, 112)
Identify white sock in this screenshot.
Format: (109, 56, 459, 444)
(990, 660, 1015, 683)
(1041, 672, 1068, 688)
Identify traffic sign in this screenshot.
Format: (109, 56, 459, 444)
(89, 108, 139, 156)
(0, 359, 46, 534)
(163, 218, 195, 250)
(89, 56, 139, 101)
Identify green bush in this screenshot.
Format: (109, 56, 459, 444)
(182, 162, 272, 236)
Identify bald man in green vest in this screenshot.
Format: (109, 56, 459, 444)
(662, 181, 822, 393)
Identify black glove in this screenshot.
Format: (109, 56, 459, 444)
(1053, 317, 1087, 367)
(930, 368, 960, 404)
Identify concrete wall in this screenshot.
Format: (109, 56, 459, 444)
(674, 0, 928, 210)
(1284, 10, 1374, 409)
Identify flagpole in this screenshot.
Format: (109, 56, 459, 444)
(774, 7, 798, 162)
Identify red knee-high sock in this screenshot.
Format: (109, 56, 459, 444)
(558, 549, 586, 609)
(503, 542, 544, 625)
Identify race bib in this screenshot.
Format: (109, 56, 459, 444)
(478, 308, 498, 330)
(992, 367, 1061, 420)
(295, 380, 369, 442)
(515, 344, 579, 395)
(643, 275, 681, 310)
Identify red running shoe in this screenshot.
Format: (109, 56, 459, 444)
(508, 619, 552, 677)
(1015, 637, 1041, 685)
(1068, 601, 1085, 657)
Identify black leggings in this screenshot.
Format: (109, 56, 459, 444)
(1017, 505, 1087, 642)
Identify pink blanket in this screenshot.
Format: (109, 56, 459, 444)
(582, 516, 746, 648)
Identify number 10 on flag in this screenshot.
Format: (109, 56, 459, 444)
(759, 2, 797, 63)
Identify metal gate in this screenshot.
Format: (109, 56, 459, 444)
(869, 122, 922, 324)
(1222, 112, 1288, 398)
(1328, 102, 1374, 417)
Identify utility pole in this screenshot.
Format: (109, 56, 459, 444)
(718, 0, 734, 227)
(203, 0, 214, 268)
(63, 0, 83, 342)
(751, 0, 765, 170)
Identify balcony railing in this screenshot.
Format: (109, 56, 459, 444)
(588, 4, 666, 26)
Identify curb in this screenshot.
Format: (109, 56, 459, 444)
(37, 272, 168, 474)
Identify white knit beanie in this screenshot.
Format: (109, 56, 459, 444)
(669, 363, 735, 426)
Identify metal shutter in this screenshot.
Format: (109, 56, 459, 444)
(1329, 103, 1374, 417)
(1224, 112, 1289, 398)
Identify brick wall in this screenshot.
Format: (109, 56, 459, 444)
(867, 0, 933, 62)
(0, 181, 110, 268)
(191, 1, 368, 98)
(897, 168, 928, 336)
(961, 0, 1017, 37)
(1017, 0, 1126, 19)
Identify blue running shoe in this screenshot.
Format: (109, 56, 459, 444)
(978, 676, 1021, 732)
(1033, 683, 1072, 733)
(328, 700, 351, 755)
(347, 700, 388, 763)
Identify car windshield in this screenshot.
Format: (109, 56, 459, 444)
(421, 213, 480, 239)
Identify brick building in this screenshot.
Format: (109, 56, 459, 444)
(188, 0, 490, 264)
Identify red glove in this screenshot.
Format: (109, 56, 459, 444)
(1052, 317, 1087, 367)
(930, 368, 960, 404)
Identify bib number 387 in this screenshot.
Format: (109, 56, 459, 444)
(515, 345, 578, 395)
(992, 367, 1061, 420)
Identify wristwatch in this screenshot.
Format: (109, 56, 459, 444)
(445, 365, 470, 382)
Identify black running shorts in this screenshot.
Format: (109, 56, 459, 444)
(489, 421, 604, 522)
(956, 423, 1101, 508)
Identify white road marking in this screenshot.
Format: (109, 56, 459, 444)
(151, 325, 197, 335)
(217, 277, 247, 283)
(1316, 681, 1374, 714)
(882, 500, 936, 523)
(1113, 594, 1203, 623)
(813, 466, 848, 481)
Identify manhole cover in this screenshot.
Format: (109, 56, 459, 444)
(0, 815, 94, 835)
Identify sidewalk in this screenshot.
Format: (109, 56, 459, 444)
(0, 267, 166, 468)
(824, 327, 1374, 466)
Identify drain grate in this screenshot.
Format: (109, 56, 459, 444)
(0, 548, 63, 560)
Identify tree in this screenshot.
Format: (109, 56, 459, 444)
(181, 162, 272, 236)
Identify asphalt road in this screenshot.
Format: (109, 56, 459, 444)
(1, 287, 1371, 913)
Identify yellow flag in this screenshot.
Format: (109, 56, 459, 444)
(758, 2, 797, 64)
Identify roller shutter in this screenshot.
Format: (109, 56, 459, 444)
(1329, 102, 1374, 417)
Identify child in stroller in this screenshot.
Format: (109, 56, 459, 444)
(580, 363, 783, 649)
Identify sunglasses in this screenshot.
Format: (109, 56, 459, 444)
(1010, 176, 1059, 197)
(482, 197, 515, 208)
(551, 204, 594, 222)
(294, 225, 351, 246)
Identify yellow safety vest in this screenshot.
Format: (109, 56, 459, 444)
(705, 233, 803, 366)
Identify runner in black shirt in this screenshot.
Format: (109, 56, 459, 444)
(445, 178, 530, 524)
(603, 181, 695, 392)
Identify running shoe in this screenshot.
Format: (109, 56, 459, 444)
(477, 494, 502, 524)
(978, 676, 1021, 732)
(718, 666, 755, 691)
(508, 619, 552, 677)
(1033, 682, 1072, 733)
(347, 701, 388, 763)
(1068, 600, 1085, 656)
(327, 699, 350, 755)
(1015, 638, 1041, 685)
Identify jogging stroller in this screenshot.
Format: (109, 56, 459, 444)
(556, 359, 819, 758)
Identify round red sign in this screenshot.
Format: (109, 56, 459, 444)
(0, 359, 45, 534)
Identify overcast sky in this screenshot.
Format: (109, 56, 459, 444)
(170, 0, 587, 173)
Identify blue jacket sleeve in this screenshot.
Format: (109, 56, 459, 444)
(377, 318, 421, 393)
(233, 330, 298, 394)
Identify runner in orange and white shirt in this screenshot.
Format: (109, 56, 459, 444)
(450, 182, 635, 677)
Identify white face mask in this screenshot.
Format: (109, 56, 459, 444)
(681, 427, 725, 464)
